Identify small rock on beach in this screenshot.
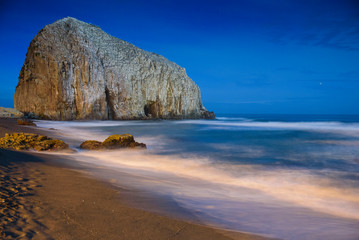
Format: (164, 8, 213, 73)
(80, 134, 146, 150)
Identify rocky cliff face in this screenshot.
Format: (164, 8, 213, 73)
(14, 17, 214, 120)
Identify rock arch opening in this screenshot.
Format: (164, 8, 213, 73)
(144, 101, 160, 118)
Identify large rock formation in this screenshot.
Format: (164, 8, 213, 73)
(14, 17, 215, 120)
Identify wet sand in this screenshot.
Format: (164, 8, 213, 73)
(0, 118, 271, 240)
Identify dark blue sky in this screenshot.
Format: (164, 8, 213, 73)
(0, 0, 358, 114)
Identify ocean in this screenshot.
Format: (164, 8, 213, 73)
(35, 114, 359, 240)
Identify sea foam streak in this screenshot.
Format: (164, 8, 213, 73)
(73, 149, 359, 220)
(35, 117, 359, 240)
(177, 119, 359, 135)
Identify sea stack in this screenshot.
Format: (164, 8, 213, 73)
(14, 17, 215, 120)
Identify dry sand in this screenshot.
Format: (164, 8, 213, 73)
(0, 118, 271, 240)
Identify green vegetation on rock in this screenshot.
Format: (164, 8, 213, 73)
(0, 133, 69, 151)
(80, 140, 102, 150)
(102, 134, 134, 148)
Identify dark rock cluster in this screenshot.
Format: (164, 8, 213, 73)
(0, 132, 146, 152)
(0, 133, 68, 151)
(80, 134, 146, 150)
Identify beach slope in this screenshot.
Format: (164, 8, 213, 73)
(0, 119, 268, 240)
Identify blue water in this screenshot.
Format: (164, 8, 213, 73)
(36, 114, 359, 240)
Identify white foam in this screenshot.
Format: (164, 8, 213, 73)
(35, 120, 157, 128)
(216, 117, 249, 121)
(176, 119, 359, 135)
(36, 118, 359, 134)
(70, 149, 359, 221)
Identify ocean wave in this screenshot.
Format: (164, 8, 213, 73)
(36, 118, 359, 134)
(36, 119, 359, 239)
(35, 120, 157, 128)
(64, 149, 359, 221)
(215, 117, 250, 121)
(177, 119, 359, 134)
(39, 118, 359, 220)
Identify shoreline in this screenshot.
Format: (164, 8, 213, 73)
(0, 118, 271, 240)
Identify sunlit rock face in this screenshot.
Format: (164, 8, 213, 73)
(14, 17, 214, 120)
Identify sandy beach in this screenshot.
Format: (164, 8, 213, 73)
(0, 118, 269, 240)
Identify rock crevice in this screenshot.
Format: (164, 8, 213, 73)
(14, 17, 214, 120)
